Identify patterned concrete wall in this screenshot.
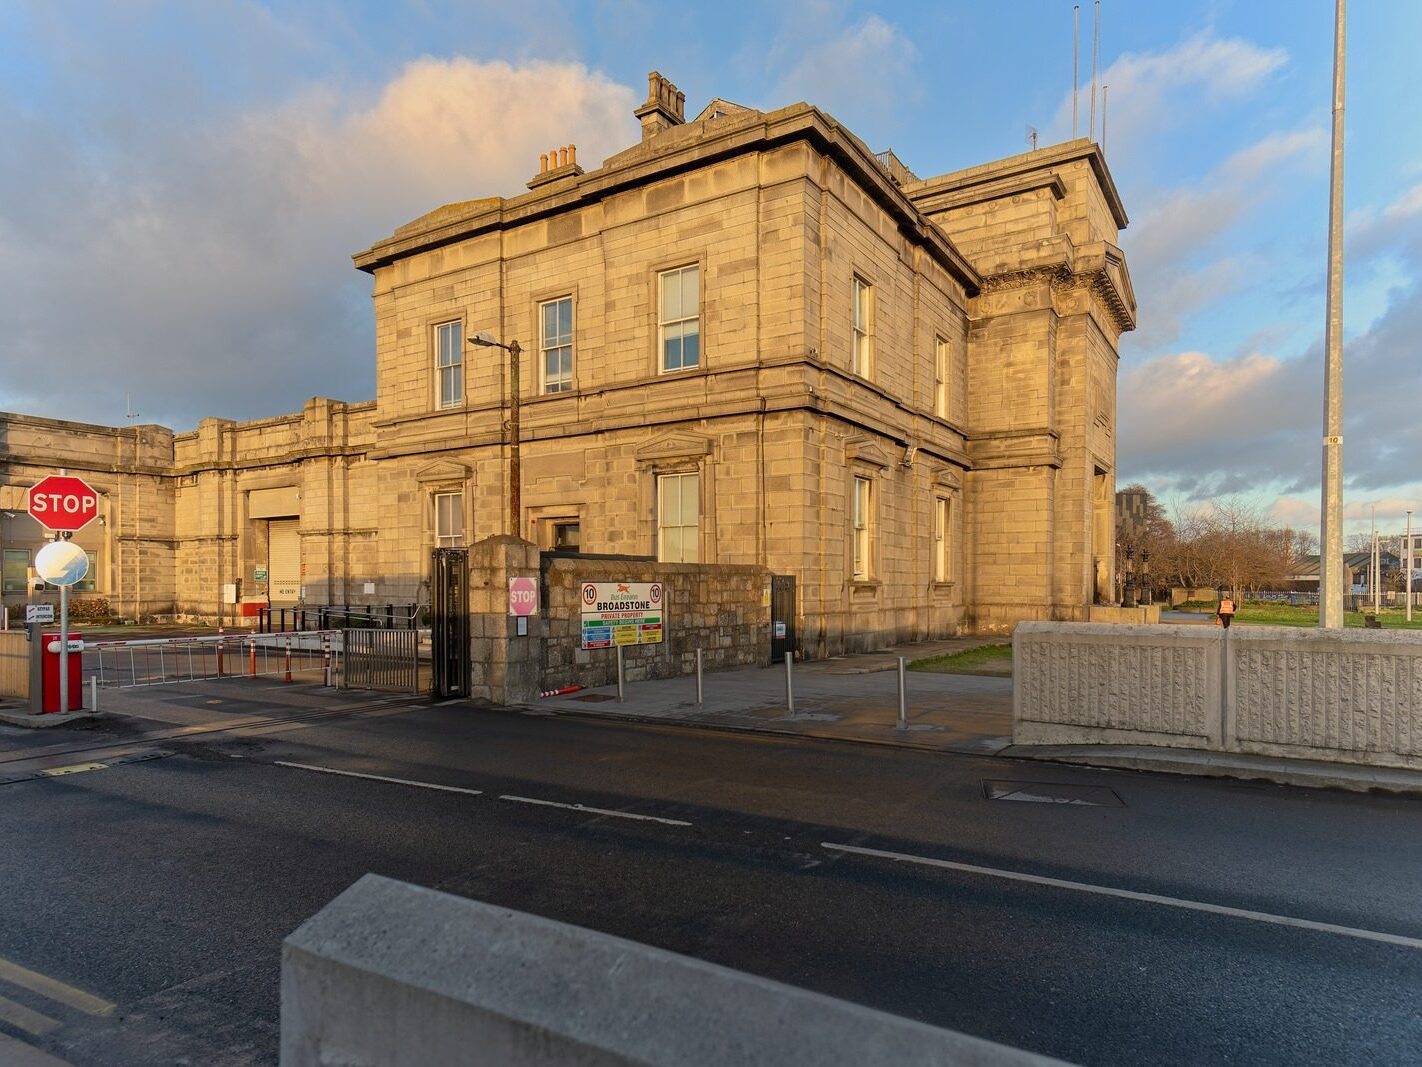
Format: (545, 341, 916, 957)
(1014, 623, 1219, 747)
(1230, 628, 1422, 762)
(1014, 622, 1422, 769)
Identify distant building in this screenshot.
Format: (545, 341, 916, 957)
(1288, 552, 1400, 594)
(0, 72, 1136, 649)
(1115, 487, 1150, 539)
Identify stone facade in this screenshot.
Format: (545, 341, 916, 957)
(0, 73, 1135, 652)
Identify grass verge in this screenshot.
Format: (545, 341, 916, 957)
(908, 643, 1013, 676)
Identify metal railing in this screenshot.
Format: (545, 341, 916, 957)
(259, 604, 420, 633)
(92, 630, 343, 689)
(342, 628, 421, 693)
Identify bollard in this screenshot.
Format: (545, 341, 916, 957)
(217, 625, 225, 676)
(249, 639, 257, 676)
(896, 656, 907, 730)
(695, 648, 704, 707)
(784, 651, 795, 718)
(616, 645, 625, 703)
(323, 637, 333, 687)
(89, 674, 97, 712)
(284, 640, 292, 683)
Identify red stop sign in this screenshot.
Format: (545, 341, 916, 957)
(27, 475, 101, 532)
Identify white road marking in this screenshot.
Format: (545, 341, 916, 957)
(0, 957, 115, 1017)
(821, 842, 1422, 952)
(274, 762, 483, 796)
(0, 993, 60, 1036)
(498, 794, 692, 826)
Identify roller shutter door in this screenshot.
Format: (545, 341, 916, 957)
(268, 520, 301, 605)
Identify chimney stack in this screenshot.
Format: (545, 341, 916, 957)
(528, 142, 584, 189)
(634, 71, 686, 142)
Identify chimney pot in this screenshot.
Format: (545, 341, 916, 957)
(568, 144, 577, 165)
(539, 152, 548, 173)
(559, 146, 568, 167)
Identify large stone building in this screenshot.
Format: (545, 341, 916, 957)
(0, 73, 1134, 652)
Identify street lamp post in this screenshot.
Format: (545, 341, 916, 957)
(1319, 0, 1347, 629)
(469, 332, 523, 537)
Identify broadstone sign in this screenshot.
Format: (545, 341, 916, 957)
(580, 582, 664, 649)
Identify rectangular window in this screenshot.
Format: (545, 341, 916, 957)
(74, 552, 98, 593)
(659, 265, 701, 373)
(434, 491, 464, 548)
(435, 321, 463, 409)
(657, 472, 700, 563)
(540, 297, 574, 393)
(852, 476, 872, 579)
(934, 497, 951, 582)
(552, 521, 580, 551)
(934, 336, 950, 418)
(2, 549, 29, 594)
(851, 276, 873, 378)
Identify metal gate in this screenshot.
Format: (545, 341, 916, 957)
(770, 574, 797, 662)
(431, 548, 469, 699)
(341, 628, 420, 692)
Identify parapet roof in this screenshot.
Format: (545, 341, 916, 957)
(353, 100, 981, 292)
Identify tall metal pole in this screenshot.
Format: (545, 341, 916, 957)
(1073, 4, 1080, 138)
(1365, 506, 1376, 614)
(1090, 0, 1100, 139)
(508, 340, 522, 538)
(1319, 0, 1347, 629)
(1407, 510, 1414, 622)
(58, 565, 68, 714)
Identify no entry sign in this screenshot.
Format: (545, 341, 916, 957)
(27, 475, 100, 533)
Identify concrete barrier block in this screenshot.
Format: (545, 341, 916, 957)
(282, 874, 1059, 1067)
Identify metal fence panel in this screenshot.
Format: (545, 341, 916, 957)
(342, 627, 421, 693)
(93, 631, 341, 688)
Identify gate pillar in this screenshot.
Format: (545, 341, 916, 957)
(467, 535, 543, 705)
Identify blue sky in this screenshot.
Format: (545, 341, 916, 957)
(1, 1, 1419, 536)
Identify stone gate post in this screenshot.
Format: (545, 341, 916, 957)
(466, 535, 543, 705)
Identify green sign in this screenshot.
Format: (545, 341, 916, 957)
(253, 567, 268, 582)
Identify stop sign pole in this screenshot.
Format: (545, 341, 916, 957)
(28, 471, 100, 715)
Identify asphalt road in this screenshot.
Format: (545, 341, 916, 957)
(2, 699, 1421, 1065)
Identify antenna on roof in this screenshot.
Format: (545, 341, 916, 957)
(1090, 0, 1100, 141)
(1073, 4, 1080, 138)
(125, 393, 140, 423)
(1101, 84, 1109, 154)
(1026, 125, 1039, 151)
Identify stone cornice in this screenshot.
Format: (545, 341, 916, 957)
(352, 104, 981, 293)
(971, 245, 1136, 335)
(904, 138, 1128, 230)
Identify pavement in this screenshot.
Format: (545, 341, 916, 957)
(543, 636, 1016, 756)
(3, 692, 1422, 1066)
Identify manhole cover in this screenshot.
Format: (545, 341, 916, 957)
(982, 780, 1123, 807)
(574, 693, 618, 703)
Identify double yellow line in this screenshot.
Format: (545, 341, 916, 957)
(0, 955, 114, 1038)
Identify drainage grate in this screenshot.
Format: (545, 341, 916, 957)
(982, 780, 1124, 807)
(573, 693, 618, 703)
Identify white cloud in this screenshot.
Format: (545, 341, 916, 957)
(769, 14, 918, 130)
(1050, 31, 1287, 153)
(0, 57, 639, 428)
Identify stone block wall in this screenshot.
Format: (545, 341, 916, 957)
(1014, 622, 1422, 770)
(540, 553, 771, 693)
